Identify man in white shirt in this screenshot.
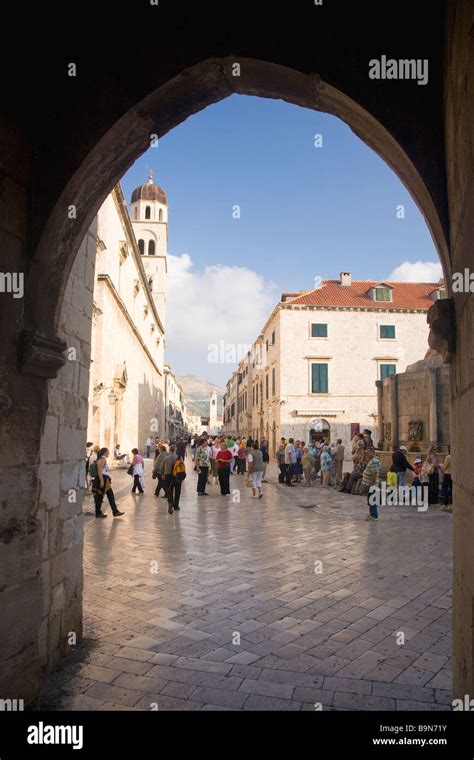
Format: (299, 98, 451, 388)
(231, 440, 240, 475)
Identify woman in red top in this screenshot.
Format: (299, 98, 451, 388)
(216, 442, 233, 496)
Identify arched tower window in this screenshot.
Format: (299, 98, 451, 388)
(145, 206, 151, 220)
(148, 240, 156, 256)
(134, 208, 138, 220)
(159, 209, 163, 222)
(138, 239, 145, 255)
(148, 277, 154, 291)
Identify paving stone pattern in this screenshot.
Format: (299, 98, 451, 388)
(41, 464, 453, 711)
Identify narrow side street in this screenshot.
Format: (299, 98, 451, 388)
(40, 463, 453, 712)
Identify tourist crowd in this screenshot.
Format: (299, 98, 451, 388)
(85, 429, 452, 523)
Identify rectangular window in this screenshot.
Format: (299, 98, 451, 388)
(272, 368, 276, 396)
(380, 325, 396, 339)
(311, 363, 329, 394)
(266, 340, 269, 352)
(272, 330, 276, 345)
(380, 364, 397, 380)
(311, 323, 328, 338)
(265, 374, 269, 400)
(256, 384, 258, 405)
(375, 287, 392, 302)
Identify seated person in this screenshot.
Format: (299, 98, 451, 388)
(114, 445, 130, 465)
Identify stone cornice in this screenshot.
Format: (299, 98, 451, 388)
(97, 274, 163, 377)
(19, 330, 67, 379)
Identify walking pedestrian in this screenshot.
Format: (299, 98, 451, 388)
(285, 438, 297, 486)
(260, 439, 270, 482)
(333, 439, 345, 486)
(232, 439, 240, 474)
(421, 445, 441, 505)
(248, 442, 265, 499)
(216, 442, 233, 495)
(320, 445, 333, 488)
(196, 440, 211, 496)
(238, 441, 248, 475)
(362, 449, 381, 522)
(302, 447, 314, 487)
(146, 436, 154, 459)
(153, 445, 168, 498)
(211, 439, 221, 485)
(86, 444, 99, 492)
(131, 448, 145, 494)
(162, 444, 179, 514)
(90, 448, 125, 518)
(276, 444, 286, 483)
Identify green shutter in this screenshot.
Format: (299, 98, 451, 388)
(311, 323, 328, 338)
(380, 325, 396, 339)
(381, 364, 396, 380)
(312, 363, 328, 393)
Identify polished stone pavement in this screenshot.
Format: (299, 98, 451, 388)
(41, 463, 453, 711)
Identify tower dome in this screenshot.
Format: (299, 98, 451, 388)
(131, 172, 168, 206)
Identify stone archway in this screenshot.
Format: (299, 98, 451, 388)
(23, 58, 451, 343)
(2, 3, 473, 704)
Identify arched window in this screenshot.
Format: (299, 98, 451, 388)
(134, 208, 138, 220)
(138, 239, 145, 255)
(145, 206, 151, 220)
(148, 277, 153, 291)
(159, 209, 163, 222)
(148, 240, 156, 256)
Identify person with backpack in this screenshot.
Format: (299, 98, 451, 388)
(90, 448, 125, 519)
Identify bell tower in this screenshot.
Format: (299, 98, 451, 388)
(130, 171, 168, 327)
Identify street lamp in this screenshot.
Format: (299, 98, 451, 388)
(108, 389, 118, 406)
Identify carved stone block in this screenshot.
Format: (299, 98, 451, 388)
(19, 330, 67, 379)
(427, 298, 455, 364)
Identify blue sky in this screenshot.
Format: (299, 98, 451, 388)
(121, 95, 441, 385)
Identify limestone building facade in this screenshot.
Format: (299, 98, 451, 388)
(164, 366, 187, 440)
(87, 186, 166, 453)
(224, 274, 443, 456)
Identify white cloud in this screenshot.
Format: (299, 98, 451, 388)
(165, 253, 278, 384)
(387, 260, 443, 283)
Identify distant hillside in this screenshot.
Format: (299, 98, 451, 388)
(177, 375, 225, 418)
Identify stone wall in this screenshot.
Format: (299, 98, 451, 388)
(380, 365, 450, 453)
(446, 0, 474, 699)
(37, 225, 96, 673)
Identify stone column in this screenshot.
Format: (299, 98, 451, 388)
(376, 380, 384, 450)
(389, 374, 399, 449)
(429, 369, 438, 448)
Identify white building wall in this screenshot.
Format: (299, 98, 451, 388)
(278, 306, 431, 448)
(87, 190, 166, 453)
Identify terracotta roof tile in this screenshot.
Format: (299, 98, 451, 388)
(284, 281, 440, 310)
